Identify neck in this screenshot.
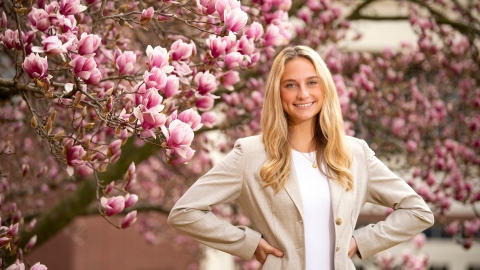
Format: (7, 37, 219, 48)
(288, 119, 316, 152)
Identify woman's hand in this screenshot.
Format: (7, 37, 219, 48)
(254, 238, 284, 265)
(348, 237, 358, 258)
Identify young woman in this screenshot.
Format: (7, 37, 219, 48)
(168, 46, 434, 270)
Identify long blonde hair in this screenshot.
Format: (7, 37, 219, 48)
(260, 46, 353, 192)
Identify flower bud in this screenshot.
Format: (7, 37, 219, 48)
(121, 211, 137, 229)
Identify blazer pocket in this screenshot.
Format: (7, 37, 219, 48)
(262, 255, 281, 270)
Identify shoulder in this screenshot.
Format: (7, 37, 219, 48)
(235, 135, 266, 155)
(345, 136, 368, 158)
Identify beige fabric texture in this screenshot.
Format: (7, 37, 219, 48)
(168, 135, 434, 270)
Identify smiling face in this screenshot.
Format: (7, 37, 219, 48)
(280, 57, 324, 126)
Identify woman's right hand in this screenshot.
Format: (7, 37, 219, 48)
(254, 238, 284, 265)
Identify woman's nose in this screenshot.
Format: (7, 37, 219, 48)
(297, 85, 309, 99)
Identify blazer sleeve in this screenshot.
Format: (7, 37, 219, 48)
(352, 140, 435, 259)
(167, 139, 262, 260)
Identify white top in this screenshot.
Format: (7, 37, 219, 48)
(291, 150, 334, 270)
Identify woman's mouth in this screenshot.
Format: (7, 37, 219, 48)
(294, 101, 315, 108)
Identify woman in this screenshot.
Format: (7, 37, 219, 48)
(168, 46, 434, 270)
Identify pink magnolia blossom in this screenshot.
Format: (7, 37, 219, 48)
(237, 36, 255, 55)
(124, 162, 136, 191)
(116, 51, 137, 75)
(195, 95, 214, 111)
(412, 233, 426, 249)
(464, 219, 480, 236)
(178, 109, 203, 131)
(59, 0, 87, 15)
(220, 70, 240, 90)
(1, 11, 7, 29)
(25, 235, 37, 250)
(199, 0, 217, 15)
(162, 75, 180, 98)
(66, 145, 86, 166)
(162, 119, 194, 158)
(392, 117, 406, 137)
(144, 67, 168, 89)
(0, 237, 11, 248)
(195, 71, 217, 95)
(245, 22, 264, 41)
(215, 0, 240, 21)
(104, 181, 115, 195)
(30, 262, 47, 270)
(170, 147, 195, 165)
(121, 210, 137, 229)
(124, 193, 138, 208)
(206, 35, 227, 58)
(133, 105, 167, 138)
(8, 223, 19, 237)
(32, 35, 73, 55)
(140, 7, 154, 25)
(264, 24, 286, 47)
(1, 29, 19, 50)
(107, 139, 122, 162)
(170, 39, 196, 61)
(134, 84, 164, 111)
(22, 53, 49, 79)
(222, 32, 237, 53)
(224, 8, 248, 33)
(101, 196, 125, 216)
(146, 45, 173, 72)
(28, 8, 50, 32)
(69, 56, 102, 84)
(224, 51, 247, 69)
(5, 259, 24, 270)
(201, 112, 217, 128)
(172, 60, 192, 77)
(77, 33, 102, 56)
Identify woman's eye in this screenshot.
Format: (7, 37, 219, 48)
(285, 83, 295, 88)
(308, 81, 318, 85)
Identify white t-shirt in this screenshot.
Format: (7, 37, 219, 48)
(291, 150, 334, 270)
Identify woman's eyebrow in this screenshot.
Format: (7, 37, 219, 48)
(281, 76, 319, 84)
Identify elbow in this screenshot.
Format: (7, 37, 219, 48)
(167, 209, 180, 229)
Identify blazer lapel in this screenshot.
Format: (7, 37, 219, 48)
(284, 165, 305, 220)
(328, 177, 344, 217)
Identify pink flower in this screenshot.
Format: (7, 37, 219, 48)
(66, 145, 86, 166)
(264, 24, 286, 47)
(170, 147, 195, 165)
(144, 67, 168, 89)
(121, 211, 137, 229)
(101, 196, 125, 216)
(464, 218, 480, 236)
(170, 39, 196, 61)
(172, 61, 192, 76)
(69, 56, 100, 83)
(124, 193, 138, 208)
(1, 29, 19, 50)
(146, 45, 173, 72)
(85, 68, 102, 85)
(391, 117, 405, 137)
(412, 233, 426, 249)
(77, 33, 102, 56)
(162, 119, 194, 158)
(237, 36, 255, 55)
(5, 259, 24, 270)
(32, 35, 73, 55)
(107, 139, 122, 162)
(1, 11, 7, 29)
(195, 95, 214, 111)
(0, 237, 11, 248)
(22, 53, 48, 79)
(133, 105, 167, 138)
(220, 70, 240, 90)
(8, 223, 19, 237)
(206, 35, 227, 58)
(124, 162, 136, 191)
(201, 112, 217, 128)
(116, 51, 137, 75)
(224, 8, 248, 33)
(134, 83, 164, 111)
(162, 75, 179, 98)
(104, 181, 115, 195)
(30, 262, 47, 270)
(25, 235, 37, 251)
(28, 8, 50, 32)
(224, 51, 245, 69)
(140, 7, 154, 25)
(245, 22, 264, 41)
(195, 71, 217, 95)
(178, 109, 203, 131)
(215, 0, 240, 21)
(199, 0, 217, 15)
(59, 0, 87, 15)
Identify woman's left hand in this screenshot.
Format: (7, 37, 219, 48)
(348, 237, 358, 258)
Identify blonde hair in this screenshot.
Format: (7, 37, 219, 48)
(260, 46, 353, 192)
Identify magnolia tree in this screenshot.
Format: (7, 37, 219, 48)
(0, 0, 479, 269)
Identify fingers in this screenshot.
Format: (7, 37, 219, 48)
(254, 238, 284, 264)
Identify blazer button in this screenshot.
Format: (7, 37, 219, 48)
(335, 218, 342, 225)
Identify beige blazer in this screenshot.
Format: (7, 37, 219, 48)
(168, 135, 434, 270)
